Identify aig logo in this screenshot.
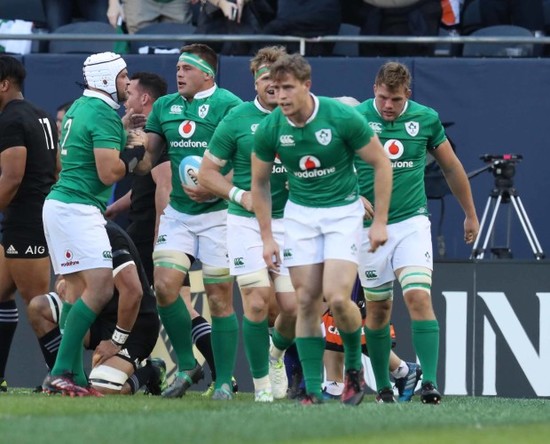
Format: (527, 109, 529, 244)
(25, 245, 46, 255)
(279, 135, 294, 146)
(178, 120, 196, 138)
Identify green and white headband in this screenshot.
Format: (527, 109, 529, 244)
(178, 52, 215, 77)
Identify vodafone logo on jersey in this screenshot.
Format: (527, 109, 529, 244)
(178, 120, 196, 139)
(299, 155, 321, 170)
(383, 139, 404, 159)
(294, 155, 335, 178)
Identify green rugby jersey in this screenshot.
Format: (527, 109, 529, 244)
(146, 86, 242, 215)
(208, 98, 288, 218)
(47, 93, 127, 211)
(355, 98, 447, 226)
(254, 95, 374, 208)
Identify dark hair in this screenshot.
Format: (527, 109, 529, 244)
(0, 55, 26, 88)
(56, 100, 74, 113)
(130, 72, 168, 100)
(179, 43, 218, 75)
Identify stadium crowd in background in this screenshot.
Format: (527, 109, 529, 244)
(4, 1, 548, 57)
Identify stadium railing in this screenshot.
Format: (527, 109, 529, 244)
(0, 32, 549, 55)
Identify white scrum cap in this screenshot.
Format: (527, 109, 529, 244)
(334, 96, 360, 107)
(83, 52, 127, 102)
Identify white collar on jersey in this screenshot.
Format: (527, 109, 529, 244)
(285, 93, 319, 127)
(83, 89, 120, 110)
(185, 84, 217, 101)
(254, 96, 272, 114)
(373, 98, 409, 119)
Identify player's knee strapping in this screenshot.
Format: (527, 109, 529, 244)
(236, 268, 270, 290)
(398, 266, 432, 296)
(273, 274, 294, 293)
(202, 263, 232, 285)
(89, 365, 128, 391)
(152, 250, 191, 274)
(363, 283, 394, 302)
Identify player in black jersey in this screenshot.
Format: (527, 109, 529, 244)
(29, 220, 164, 395)
(0, 55, 58, 393)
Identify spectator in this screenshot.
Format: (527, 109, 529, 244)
(479, 0, 544, 33)
(107, 0, 195, 34)
(259, 0, 341, 56)
(42, 0, 108, 31)
(342, 0, 442, 57)
(194, 0, 262, 55)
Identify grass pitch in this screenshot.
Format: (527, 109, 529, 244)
(1, 389, 549, 444)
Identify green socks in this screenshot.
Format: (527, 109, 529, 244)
(242, 316, 269, 378)
(339, 326, 363, 371)
(271, 328, 294, 353)
(59, 301, 73, 335)
(157, 297, 195, 370)
(52, 299, 96, 377)
(412, 319, 440, 386)
(211, 314, 239, 389)
(364, 323, 392, 391)
(295, 336, 325, 398)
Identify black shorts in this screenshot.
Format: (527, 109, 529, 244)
(88, 312, 160, 369)
(1, 225, 48, 258)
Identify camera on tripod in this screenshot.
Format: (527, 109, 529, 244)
(480, 153, 523, 181)
(471, 153, 544, 260)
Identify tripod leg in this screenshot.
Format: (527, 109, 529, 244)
(478, 195, 503, 259)
(509, 195, 545, 258)
(471, 196, 495, 259)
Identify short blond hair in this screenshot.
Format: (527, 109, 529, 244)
(375, 61, 411, 91)
(249, 46, 287, 75)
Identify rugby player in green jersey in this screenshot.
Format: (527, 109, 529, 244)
(41, 52, 146, 396)
(251, 54, 393, 405)
(355, 61, 479, 404)
(134, 44, 243, 398)
(199, 46, 296, 402)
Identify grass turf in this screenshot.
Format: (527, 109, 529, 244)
(1, 390, 549, 444)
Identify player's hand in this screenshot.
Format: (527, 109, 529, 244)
(367, 220, 388, 253)
(262, 237, 281, 272)
(92, 339, 121, 367)
(122, 108, 147, 130)
(126, 129, 148, 148)
(183, 172, 217, 202)
(240, 191, 253, 212)
(360, 195, 374, 220)
(464, 215, 479, 244)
